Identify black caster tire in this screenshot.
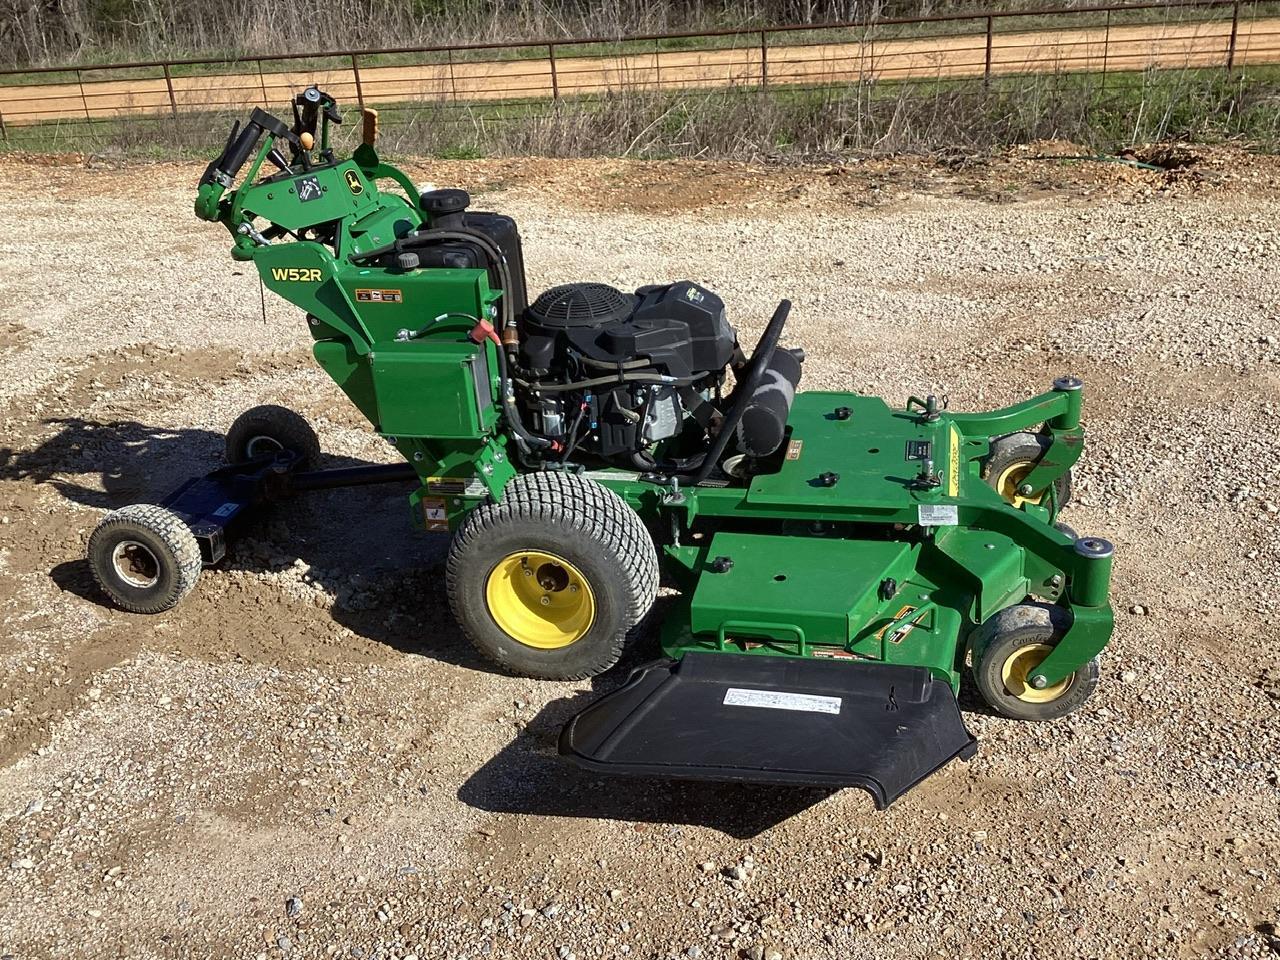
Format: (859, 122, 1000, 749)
(981, 432, 1072, 510)
(446, 472, 659, 680)
(87, 504, 202, 614)
(973, 602, 1099, 721)
(225, 404, 320, 469)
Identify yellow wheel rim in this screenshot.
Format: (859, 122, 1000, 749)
(1000, 643, 1073, 704)
(485, 550, 596, 650)
(994, 461, 1046, 509)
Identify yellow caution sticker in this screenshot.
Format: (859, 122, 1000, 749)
(948, 424, 961, 497)
(421, 497, 449, 532)
(785, 439, 803, 461)
(877, 604, 923, 644)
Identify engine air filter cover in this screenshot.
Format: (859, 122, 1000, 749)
(528, 282, 638, 329)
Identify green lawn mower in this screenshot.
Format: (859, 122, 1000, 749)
(86, 88, 1115, 807)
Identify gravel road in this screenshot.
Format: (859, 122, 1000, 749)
(0, 148, 1277, 960)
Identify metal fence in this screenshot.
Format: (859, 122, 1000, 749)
(0, 0, 1272, 145)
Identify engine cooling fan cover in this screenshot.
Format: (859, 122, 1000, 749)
(527, 282, 638, 329)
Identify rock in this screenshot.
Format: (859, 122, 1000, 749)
(276, 935, 293, 953)
(723, 864, 748, 882)
(285, 896, 303, 918)
(698, 861, 717, 874)
(1129, 604, 1146, 615)
(685, 948, 702, 959)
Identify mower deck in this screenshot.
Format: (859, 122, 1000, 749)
(561, 652, 977, 808)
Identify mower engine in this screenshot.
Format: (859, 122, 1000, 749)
(520, 280, 801, 469)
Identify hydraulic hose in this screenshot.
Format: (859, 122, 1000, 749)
(514, 372, 698, 393)
(392, 228, 552, 455)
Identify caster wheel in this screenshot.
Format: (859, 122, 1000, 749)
(446, 472, 659, 680)
(87, 504, 202, 613)
(973, 602, 1099, 721)
(225, 404, 320, 468)
(982, 432, 1071, 510)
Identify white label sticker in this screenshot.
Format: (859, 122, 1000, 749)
(917, 503, 958, 526)
(212, 502, 239, 518)
(723, 687, 841, 715)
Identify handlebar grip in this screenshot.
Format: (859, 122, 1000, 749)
(219, 121, 265, 180)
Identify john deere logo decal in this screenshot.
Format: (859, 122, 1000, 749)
(345, 170, 364, 196)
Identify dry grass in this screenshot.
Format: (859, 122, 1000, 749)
(5, 65, 1275, 161)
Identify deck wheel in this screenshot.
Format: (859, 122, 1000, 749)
(982, 432, 1072, 510)
(973, 603, 1099, 721)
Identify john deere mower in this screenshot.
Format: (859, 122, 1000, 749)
(86, 88, 1115, 807)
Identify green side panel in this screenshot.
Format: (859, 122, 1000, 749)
(237, 161, 384, 233)
(688, 533, 915, 647)
(335, 268, 499, 345)
(745, 392, 946, 514)
(930, 527, 1030, 624)
(371, 341, 491, 439)
(254, 243, 374, 352)
(313, 339, 378, 425)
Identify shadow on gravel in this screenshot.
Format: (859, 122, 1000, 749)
(458, 663, 839, 839)
(9, 417, 495, 673)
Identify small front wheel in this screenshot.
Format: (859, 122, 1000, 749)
(973, 603, 1099, 721)
(225, 404, 320, 468)
(87, 504, 203, 613)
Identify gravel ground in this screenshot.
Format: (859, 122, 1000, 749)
(0, 148, 1277, 960)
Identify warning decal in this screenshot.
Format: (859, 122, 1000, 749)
(421, 497, 449, 532)
(355, 288, 403, 303)
(723, 687, 842, 715)
(917, 503, 959, 526)
(877, 605, 924, 644)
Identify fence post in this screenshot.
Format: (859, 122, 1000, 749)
(1101, 8, 1111, 89)
(351, 53, 365, 108)
(162, 62, 178, 120)
(447, 47, 459, 101)
(1227, 0, 1241, 71)
(761, 30, 769, 88)
(984, 15, 994, 85)
(0, 107, 7, 141)
(76, 69, 91, 122)
(549, 43, 560, 99)
(257, 60, 269, 106)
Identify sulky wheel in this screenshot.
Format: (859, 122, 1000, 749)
(445, 472, 659, 680)
(981, 432, 1071, 510)
(225, 404, 321, 469)
(87, 504, 203, 614)
(973, 602, 1099, 721)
